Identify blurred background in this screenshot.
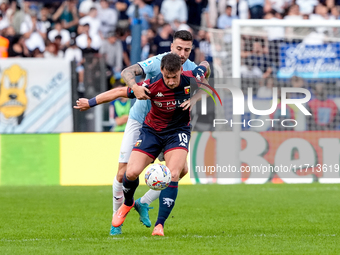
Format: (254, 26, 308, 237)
(1, 0, 340, 185)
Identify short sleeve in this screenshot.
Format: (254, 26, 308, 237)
(137, 55, 161, 76)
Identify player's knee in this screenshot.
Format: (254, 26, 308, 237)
(126, 166, 139, 181)
(171, 172, 180, 182)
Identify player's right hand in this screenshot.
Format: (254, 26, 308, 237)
(73, 98, 90, 111)
(132, 84, 150, 100)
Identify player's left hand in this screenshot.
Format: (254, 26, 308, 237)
(73, 98, 90, 111)
(180, 99, 193, 111)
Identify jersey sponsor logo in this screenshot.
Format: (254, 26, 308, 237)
(141, 60, 153, 67)
(154, 101, 162, 107)
(163, 198, 174, 207)
(184, 86, 190, 94)
(135, 139, 142, 147)
(155, 92, 164, 97)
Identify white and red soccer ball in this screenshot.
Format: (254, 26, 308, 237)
(145, 164, 171, 190)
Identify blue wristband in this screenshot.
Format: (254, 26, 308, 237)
(88, 97, 97, 107)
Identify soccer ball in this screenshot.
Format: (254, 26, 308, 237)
(145, 164, 171, 190)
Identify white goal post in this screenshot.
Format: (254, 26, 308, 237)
(229, 19, 340, 184)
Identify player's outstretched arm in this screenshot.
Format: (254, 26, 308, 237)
(73, 87, 129, 111)
(121, 64, 150, 100)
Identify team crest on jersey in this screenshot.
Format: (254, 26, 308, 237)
(184, 86, 190, 94)
(135, 140, 142, 147)
(154, 101, 162, 107)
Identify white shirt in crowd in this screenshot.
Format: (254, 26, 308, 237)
(79, 15, 101, 38)
(97, 7, 118, 38)
(64, 47, 83, 63)
(20, 19, 46, 52)
(160, 0, 188, 23)
(296, 0, 318, 14)
(48, 29, 71, 45)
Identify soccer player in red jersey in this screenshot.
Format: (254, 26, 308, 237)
(110, 53, 208, 236)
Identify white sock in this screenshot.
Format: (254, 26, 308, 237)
(140, 189, 161, 205)
(112, 176, 124, 216)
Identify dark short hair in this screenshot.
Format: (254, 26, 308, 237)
(161, 53, 182, 73)
(173, 30, 193, 42)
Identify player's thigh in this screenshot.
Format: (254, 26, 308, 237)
(127, 127, 163, 179)
(126, 150, 154, 180)
(119, 118, 142, 163)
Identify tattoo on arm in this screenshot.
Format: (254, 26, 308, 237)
(121, 64, 143, 88)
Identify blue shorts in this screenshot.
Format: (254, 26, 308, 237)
(132, 125, 191, 160)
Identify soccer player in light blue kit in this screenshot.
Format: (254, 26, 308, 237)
(74, 30, 210, 235)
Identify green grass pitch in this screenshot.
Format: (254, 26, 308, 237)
(1, 184, 340, 254)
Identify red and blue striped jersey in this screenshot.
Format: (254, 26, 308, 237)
(127, 70, 198, 132)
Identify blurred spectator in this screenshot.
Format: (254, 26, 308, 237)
(82, 35, 98, 55)
(0, 30, 9, 57)
(187, 0, 206, 26)
(217, 5, 238, 29)
(44, 42, 64, 58)
(115, 0, 130, 28)
(20, 10, 46, 53)
(241, 57, 263, 78)
(296, 0, 318, 14)
(248, 0, 265, 19)
(52, 0, 79, 35)
(31, 47, 44, 58)
(64, 38, 84, 93)
(257, 76, 273, 98)
(79, 7, 101, 39)
(249, 41, 272, 78)
(264, 0, 290, 14)
(330, 5, 340, 19)
(152, 23, 172, 55)
(76, 23, 101, 50)
(99, 31, 123, 78)
(264, 10, 284, 68)
(140, 31, 150, 60)
(160, 0, 187, 24)
(12, 1, 31, 34)
(307, 83, 339, 130)
(116, 27, 131, 68)
(237, 0, 250, 19)
(39, 5, 53, 32)
(109, 84, 131, 132)
(48, 19, 71, 48)
(98, 0, 118, 38)
(79, 0, 98, 17)
(127, 0, 154, 31)
(153, 0, 163, 22)
(0, 9, 9, 31)
(284, 4, 302, 20)
(7, 34, 29, 57)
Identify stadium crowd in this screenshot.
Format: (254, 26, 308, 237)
(0, 0, 339, 63)
(1, 0, 340, 131)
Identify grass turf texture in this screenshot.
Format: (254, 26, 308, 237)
(0, 184, 339, 254)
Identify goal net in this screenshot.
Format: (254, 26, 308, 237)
(190, 20, 340, 184)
